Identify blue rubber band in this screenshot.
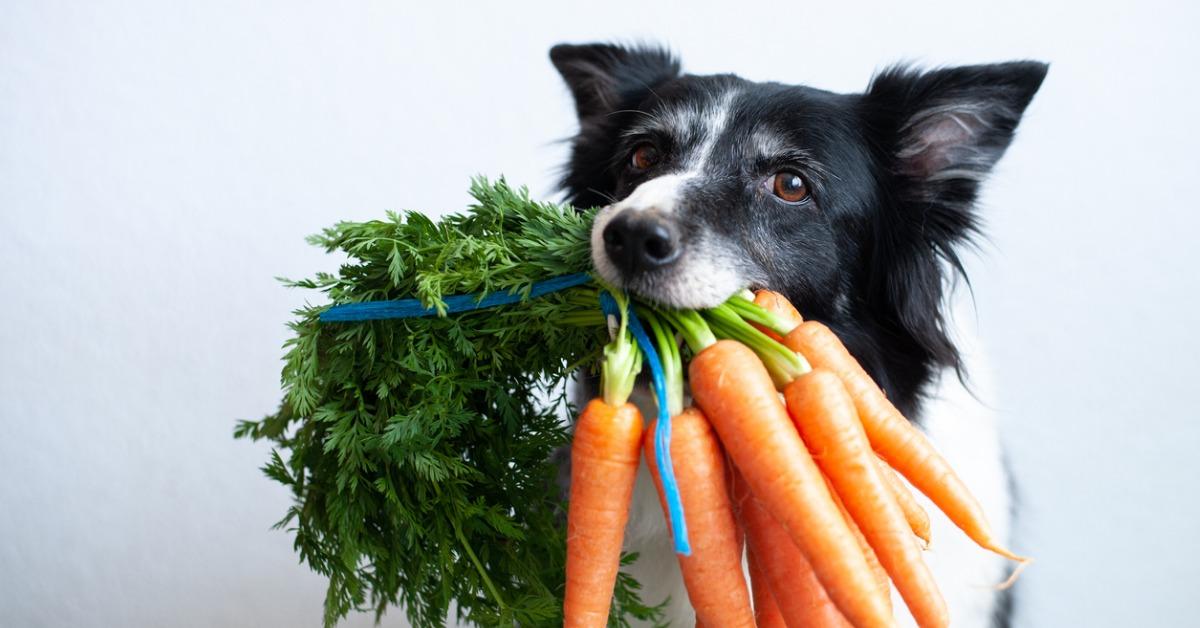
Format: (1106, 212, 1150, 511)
(319, 272, 593, 322)
(599, 292, 691, 556)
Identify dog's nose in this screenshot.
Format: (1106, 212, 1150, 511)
(602, 212, 680, 273)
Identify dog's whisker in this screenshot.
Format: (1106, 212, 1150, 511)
(585, 188, 619, 204)
(606, 109, 662, 125)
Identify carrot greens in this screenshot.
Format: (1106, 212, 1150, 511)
(234, 179, 663, 627)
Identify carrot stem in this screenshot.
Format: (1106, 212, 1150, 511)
(703, 303, 810, 388)
(600, 290, 641, 406)
(644, 311, 684, 417)
(726, 295, 795, 337)
(612, 294, 692, 555)
(657, 308, 716, 354)
(452, 518, 507, 612)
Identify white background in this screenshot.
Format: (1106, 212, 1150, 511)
(2, 1, 1198, 626)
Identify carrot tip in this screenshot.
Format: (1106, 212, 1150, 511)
(993, 557, 1033, 591)
(986, 542, 1030, 564)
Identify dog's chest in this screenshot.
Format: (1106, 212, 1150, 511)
(618, 345, 1013, 627)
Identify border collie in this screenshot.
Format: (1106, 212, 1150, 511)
(550, 42, 1047, 627)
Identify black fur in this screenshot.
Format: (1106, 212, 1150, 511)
(549, 43, 683, 208)
(551, 43, 1046, 420)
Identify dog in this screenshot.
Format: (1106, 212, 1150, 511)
(550, 42, 1047, 627)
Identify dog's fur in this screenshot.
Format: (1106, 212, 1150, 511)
(551, 42, 1046, 627)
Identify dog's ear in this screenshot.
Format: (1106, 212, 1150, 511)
(550, 43, 680, 121)
(865, 62, 1048, 201)
(551, 43, 681, 206)
(860, 62, 1047, 378)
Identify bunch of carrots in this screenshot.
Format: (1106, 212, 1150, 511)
(563, 290, 1029, 628)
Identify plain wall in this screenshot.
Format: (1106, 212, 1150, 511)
(2, 1, 1198, 626)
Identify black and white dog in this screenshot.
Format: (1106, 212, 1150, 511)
(551, 43, 1046, 627)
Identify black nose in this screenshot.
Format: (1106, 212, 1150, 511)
(602, 212, 680, 274)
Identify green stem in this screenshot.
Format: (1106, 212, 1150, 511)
(433, 481, 507, 615)
(452, 519, 507, 613)
(643, 310, 683, 416)
(704, 303, 810, 388)
(656, 308, 717, 354)
(601, 291, 641, 406)
(726, 295, 797, 336)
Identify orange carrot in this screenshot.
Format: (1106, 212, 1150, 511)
(731, 467, 852, 628)
(824, 474, 892, 614)
(753, 289, 804, 339)
(746, 548, 787, 628)
(788, 370, 947, 627)
(689, 340, 891, 628)
(783, 321, 1025, 563)
(645, 408, 755, 627)
(753, 289, 804, 320)
(879, 458, 932, 546)
(564, 399, 644, 628)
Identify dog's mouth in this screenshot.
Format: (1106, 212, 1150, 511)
(605, 268, 747, 310)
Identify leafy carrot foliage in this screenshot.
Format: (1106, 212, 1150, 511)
(235, 179, 664, 626)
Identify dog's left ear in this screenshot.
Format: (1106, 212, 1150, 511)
(864, 61, 1049, 207)
(859, 62, 1047, 378)
(550, 43, 681, 121)
(550, 43, 681, 206)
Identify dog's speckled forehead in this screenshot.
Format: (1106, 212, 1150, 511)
(615, 77, 837, 190)
(621, 86, 739, 173)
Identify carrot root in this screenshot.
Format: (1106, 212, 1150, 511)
(731, 468, 852, 628)
(784, 321, 1027, 565)
(878, 457, 933, 547)
(995, 557, 1034, 590)
(787, 370, 947, 628)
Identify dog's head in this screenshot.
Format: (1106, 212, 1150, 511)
(551, 43, 1046, 407)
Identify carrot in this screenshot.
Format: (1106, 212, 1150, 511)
(753, 289, 803, 339)
(563, 399, 645, 628)
(879, 458, 932, 546)
(689, 339, 892, 628)
(788, 370, 947, 628)
(644, 407, 754, 627)
(824, 474, 892, 613)
(731, 468, 851, 628)
(783, 321, 1026, 563)
(746, 548, 787, 628)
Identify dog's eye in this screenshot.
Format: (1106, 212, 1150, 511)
(770, 172, 810, 203)
(630, 144, 660, 170)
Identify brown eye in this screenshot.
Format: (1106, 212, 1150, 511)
(771, 172, 810, 203)
(630, 144, 660, 170)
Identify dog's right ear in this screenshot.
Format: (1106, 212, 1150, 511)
(550, 43, 680, 121)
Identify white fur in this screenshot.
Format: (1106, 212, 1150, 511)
(621, 296, 1013, 627)
(588, 204, 621, 285)
(617, 173, 692, 215)
(682, 90, 738, 173)
(653, 237, 745, 308)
